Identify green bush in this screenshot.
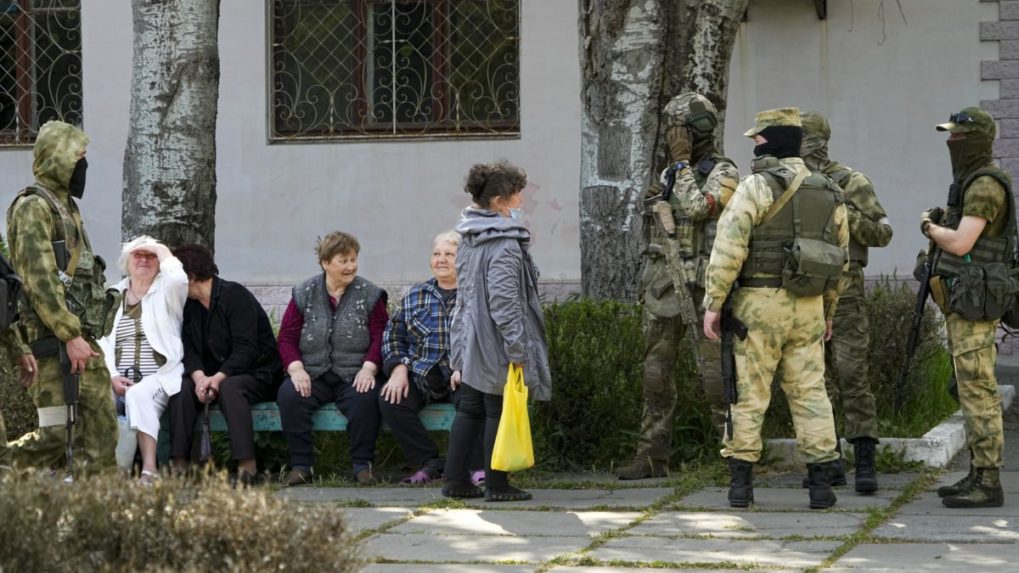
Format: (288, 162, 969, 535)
(0, 471, 362, 573)
(0, 345, 34, 442)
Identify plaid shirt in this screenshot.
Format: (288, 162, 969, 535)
(382, 278, 455, 379)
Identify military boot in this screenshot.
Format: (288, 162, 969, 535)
(853, 438, 878, 494)
(727, 458, 754, 508)
(802, 441, 846, 488)
(942, 468, 1005, 509)
(937, 450, 976, 498)
(616, 457, 669, 480)
(806, 462, 838, 509)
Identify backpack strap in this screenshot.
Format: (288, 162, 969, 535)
(762, 169, 808, 225)
(15, 185, 85, 278)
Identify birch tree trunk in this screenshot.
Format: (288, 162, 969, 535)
(122, 0, 221, 249)
(579, 0, 750, 300)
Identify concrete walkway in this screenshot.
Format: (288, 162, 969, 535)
(279, 361, 1019, 573)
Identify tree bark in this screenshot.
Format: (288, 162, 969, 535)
(579, 0, 750, 300)
(122, 0, 221, 249)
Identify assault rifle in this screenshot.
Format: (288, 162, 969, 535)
(900, 244, 936, 413)
(720, 294, 748, 441)
(652, 162, 707, 382)
(59, 343, 79, 481)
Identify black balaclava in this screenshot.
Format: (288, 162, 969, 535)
(68, 157, 87, 199)
(691, 136, 716, 163)
(947, 133, 993, 182)
(753, 126, 803, 159)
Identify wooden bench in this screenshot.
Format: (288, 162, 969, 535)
(156, 402, 457, 463)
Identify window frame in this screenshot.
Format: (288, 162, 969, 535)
(0, 0, 84, 148)
(265, 0, 521, 144)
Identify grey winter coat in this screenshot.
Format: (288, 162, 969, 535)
(450, 208, 551, 401)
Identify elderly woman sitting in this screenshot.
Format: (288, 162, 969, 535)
(277, 231, 388, 486)
(99, 236, 188, 485)
(168, 244, 282, 486)
(380, 231, 483, 485)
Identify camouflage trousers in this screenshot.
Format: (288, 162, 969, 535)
(945, 312, 1004, 468)
(636, 301, 725, 463)
(721, 288, 838, 464)
(824, 270, 878, 442)
(7, 351, 117, 473)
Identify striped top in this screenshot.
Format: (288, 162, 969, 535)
(114, 301, 164, 381)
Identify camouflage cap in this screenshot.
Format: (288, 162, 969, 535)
(744, 107, 801, 137)
(936, 106, 996, 139)
(800, 111, 831, 141)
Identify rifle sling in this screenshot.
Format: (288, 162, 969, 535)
(761, 169, 808, 225)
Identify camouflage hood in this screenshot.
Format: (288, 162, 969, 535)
(800, 111, 832, 171)
(32, 120, 88, 193)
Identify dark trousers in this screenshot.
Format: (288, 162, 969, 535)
(444, 382, 509, 489)
(277, 371, 381, 468)
(379, 373, 483, 470)
(169, 374, 277, 461)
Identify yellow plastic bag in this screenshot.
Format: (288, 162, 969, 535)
(491, 363, 534, 472)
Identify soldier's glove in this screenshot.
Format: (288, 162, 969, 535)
(644, 180, 665, 201)
(666, 124, 692, 162)
(921, 206, 944, 238)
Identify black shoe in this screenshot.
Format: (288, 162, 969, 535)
(485, 485, 533, 502)
(938, 451, 976, 498)
(442, 481, 485, 499)
(806, 462, 838, 509)
(801, 458, 847, 488)
(285, 466, 313, 487)
(853, 438, 878, 494)
(727, 458, 754, 509)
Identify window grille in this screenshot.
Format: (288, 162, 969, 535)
(0, 0, 82, 146)
(269, 0, 519, 142)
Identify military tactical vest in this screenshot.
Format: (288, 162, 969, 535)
(932, 168, 1015, 279)
(739, 157, 846, 296)
(824, 163, 869, 267)
(6, 186, 120, 342)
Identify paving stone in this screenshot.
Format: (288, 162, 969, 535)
(758, 471, 918, 490)
(628, 510, 864, 539)
(391, 509, 641, 537)
(363, 565, 532, 573)
(674, 486, 896, 512)
(339, 507, 415, 533)
(933, 469, 1019, 494)
(277, 486, 442, 506)
(362, 532, 589, 563)
(588, 537, 839, 568)
(896, 490, 1019, 517)
(549, 568, 745, 573)
(872, 513, 1019, 543)
(455, 488, 672, 510)
(832, 542, 1019, 570)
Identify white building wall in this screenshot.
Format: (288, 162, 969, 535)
(0, 0, 1001, 288)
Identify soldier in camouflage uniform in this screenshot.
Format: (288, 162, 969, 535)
(801, 112, 893, 494)
(616, 93, 740, 480)
(703, 108, 848, 509)
(5, 120, 119, 474)
(0, 327, 37, 467)
(921, 107, 1010, 508)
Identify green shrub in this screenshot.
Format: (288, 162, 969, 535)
(0, 471, 362, 573)
(0, 345, 34, 441)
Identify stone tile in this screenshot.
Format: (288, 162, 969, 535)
(1003, 1, 1019, 20)
(674, 486, 896, 512)
(629, 511, 864, 539)
(363, 565, 532, 573)
(982, 21, 1019, 41)
(757, 471, 918, 490)
(455, 488, 671, 510)
(588, 537, 839, 568)
(277, 486, 443, 506)
(549, 568, 745, 573)
(983, 60, 1019, 80)
(873, 513, 1019, 543)
(832, 542, 1019, 571)
(391, 509, 641, 537)
(340, 507, 415, 533)
(362, 532, 589, 563)
(897, 490, 1019, 517)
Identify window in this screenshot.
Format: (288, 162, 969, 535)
(269, 0, 520, 142)
(0, 0, 83, 146)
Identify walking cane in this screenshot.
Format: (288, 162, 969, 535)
(200, 389, 213, 464)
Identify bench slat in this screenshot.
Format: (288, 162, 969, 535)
(207, 402, 457, 432)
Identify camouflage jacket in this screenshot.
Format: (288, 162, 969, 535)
(6, 122, 97, 343)
(824, 162, 893, 267)
(703, 157, 850, 320)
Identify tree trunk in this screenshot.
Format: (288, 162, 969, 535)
(122, 0, 221, 249)
(579, 0, 750, 300)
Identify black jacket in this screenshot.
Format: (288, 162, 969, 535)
(182, 277, 282, 386)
